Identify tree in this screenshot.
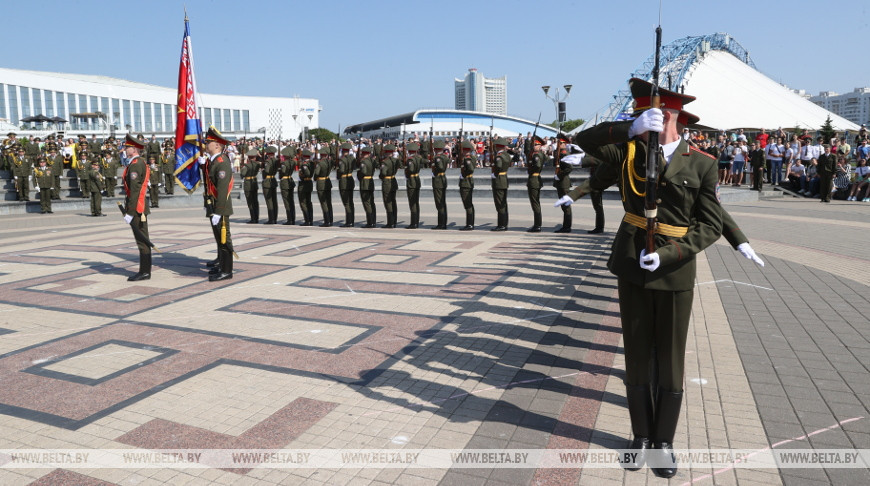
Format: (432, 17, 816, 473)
(308, 127, 337, 142)
(547, 118, 585, 133)
(819, 115, 836, 143)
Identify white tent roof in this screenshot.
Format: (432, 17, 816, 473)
(683, 51, 858, 131)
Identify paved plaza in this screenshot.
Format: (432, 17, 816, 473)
(0, 193, 868, 485)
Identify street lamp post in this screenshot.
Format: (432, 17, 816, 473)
(542, 84, 573, 135)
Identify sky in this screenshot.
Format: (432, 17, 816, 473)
(3, 0, 868, 130)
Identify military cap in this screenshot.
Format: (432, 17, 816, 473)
(7, 132, 15, 137)
(46, 142, 58, 151)
(360, 145, 373, 154)
(204, 126, 230, 145)
(319, 147, 330, 155)
(124, 133, 145, 149)
(533, 135, 545, 146)
(406, 142, 421, 152)
(78, 134, 87, 139)
(37, 156, 47, 163)
(246, 149, 260, 157)
(493, 137, 510, 147)
(556, 133, 570, 144)
(629, 77, 696, 115)
(300, 148, 313, 157)
(34, 137, 41, 142)
(16, 145, 24, 151)
(677, 110, 700, 127)
(339, 142, 353, 151)
(262, 146, 278, 154)
(460, 141, 475, 150)
(281, 146, 297, 157)
(383, 143, 396, 152)
(90, 158, 100, 165)
(433, 140, 446, 150)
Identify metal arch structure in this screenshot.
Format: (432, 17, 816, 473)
(575, 33, 755, 132)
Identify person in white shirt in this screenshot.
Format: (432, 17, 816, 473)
(765, 137, 785, 185)
(731, 142, 748, 186)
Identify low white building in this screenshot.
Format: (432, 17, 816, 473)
(0, 67, 319, 140)
(344, 109, 558, 141)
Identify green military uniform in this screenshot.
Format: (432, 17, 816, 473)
(526, 137, 546, 232)
(49, 150, 64, 199)
(241, 149, 261, 223)
(379, 144, 399, 228)
(161, 150, 176, 195)
(146, 137, 161, 163)
(87, 161, 106, 216)
(1, 134, 17, 171)
(553, 138, 573, 233)
(430, 140, 449, 229)
(357, 146, 377, 227)
(314, 148, 334, 227)
(458, 141, 476, 230)
(279, 146, 297, 225)
(404, 142, 423, 229)
(25, 137, 41, 159)
(337, 143, 356, 227)
(587, 162, 605, 233)
(33, 159, 53, 213)
(103, 145, 120, 198)
(75, 142, 90, 198)
(88, 137, 102, 155)
(147, 157, 160, 208)
(11, 149, 31, 201)
(202, 127, 234, 282)
(297, 150, 315, 226)
(490, 138, 511, 231)
(261, 147, 279, 224)
(122, 135, 152, 281)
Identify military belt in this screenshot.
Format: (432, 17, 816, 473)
(265, 175, 275, 178)
(383, 176, 395, 179)
(496, 171, 507, 175)
(341, 174, 351, 178)
(244, 176, 255, 180)
(530, 173, 540, 176)
(363, 176, 373, 179)
(315, 177, 328, 181)
(302, 177, 312, 181)
(408, 174, 419, 177)
(434, 172, 445, 176)
(281, 176, 292, 179)
(622, 212, 688, 238)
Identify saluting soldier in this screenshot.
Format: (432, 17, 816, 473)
(241, 148, 261, 223)
(430, 140, 449, 229)
(161, 149, 176, 195)
(556, 79, 723, 478)
(379, 143, 399, 228)
(12, 146, 31, 201)
(121, 134, 152, 281)
(526, 135, 546, 232)
(33, 157, 53, 213)
(357, 145, 377, 228)
(337, 142, 356, 227)
(261, 146, 279, 224)
(490, 138, 511, 231)
(297, 149, 315, 226)
(204, 127, 235, 281)
(458, 140, 476, 230)
(87, 159, 106, 216)
(404, 142, 423, 229)
(314, 147, 334, 227)
(279, 146, 297, 225)
(553, 134, 573, 233)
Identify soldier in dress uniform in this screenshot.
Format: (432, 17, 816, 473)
(556, 79, 723, 478)
(404, 142, 423, 229)
(103, 140, 120, 198)
(121, 134, 152, 281)
(490, 137, 511, 231)
(261, 146, 279, 224)
(146, 135, 161, 163)
(297, 149, 315, 226)
(161, 148, 176, 195)
(279, 146, 297, 225)
(458, 140, 476, 230)
(47, 142, 64, 200)
(33, 157, 53, 213)
(553, 133, 573, 233)
(241, 148, 261, 223)
(12, 146, 31, 201)
(147, 155, 160, 208)
(314, 147, 334, 227)
(87, 159, 106, 216)
(203, 127, 235, 281)
(526, 135, 546, 232)
(1, 132, 16, 171)
(357, 145, 377, 228)
(430, 140, 449, 229)
(337, 142, 356, 227)
(89, 134, 102, 154)
(379, 143, 399, 228)
(75, 141, 90, 198)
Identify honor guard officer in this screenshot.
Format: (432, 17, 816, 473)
(87, 159, 106, 216)
(147, 155, 160, 208)
(314, 147, 334, 227)
(241, 148, 261, 223)
(297, 149, 315, 226)
(430, 140, 449, 229)
(44, 137, 61, 200)
(556, 79, 723, 478)
(357, 145, 377, 227)
(404, 142, 423, 229)
(121, 134, 153, 281)
(279, 146, 297, 225)
(33, 157, 53, 213)
(161, 148, 176, 195)
(379, 143, 399, 228)
(490, 137, 511, 231)
(12, 146, 31, 201)
(101, 146, 117, 198)
(337, 142, 356, 227)
(261, 146, 279, 224)
(553, 134, 573, 233)
(526, 135, 546, 232)
(203, 127, 235, 282)
(458, 140, 476, 230)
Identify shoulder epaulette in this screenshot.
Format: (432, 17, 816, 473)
(690, 145, 716, 160)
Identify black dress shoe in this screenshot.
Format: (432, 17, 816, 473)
(127, 272, 151, 281)
(383, 224, 396, 229)
(459, 225, 474, 231)
(301, 221, 313, 226)
(99, 213, 106, 217)
(340, 223, 353, 227)
(526, 226, 541, 233)
(431, 225, 447, 230)
(490, 226, 506, 232)
(246, 220, 257, 224)
(40, 211, 46, 214)
(209, 266, 221, 275)
(362, 223, 374, 228)
(209, 272, 233, 282)
(264, 220, 277, 225)
(554, 227, 572, 233)
(282, 221, 294, 225)
(587, 227, 604, 234)
(405, 224, 418, 229)
(319, 222, 332, 227)
(47, 211, 53, 213)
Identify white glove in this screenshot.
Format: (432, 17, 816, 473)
(491, 173, 496, 179)
(628, 108, 664, 138)
(13, 176, 17, 180)
(554, 195, 573, 207)
(737, 243, 765, 267)
(123, 214, 133, 224)
(211, 214, 221, 226)
(639, 249, 660, 272)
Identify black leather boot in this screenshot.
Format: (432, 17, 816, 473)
(651, 388, 683, 478)
(622, 384, 654, 471)
(128, 253, 151, 281)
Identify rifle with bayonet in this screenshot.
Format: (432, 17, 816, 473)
(645, 24, 663, 254)
(528, 113, 541, 160)
(455, 119, 464, 167)
(428, 118, 434, 166)
(488, 116, 495, 169)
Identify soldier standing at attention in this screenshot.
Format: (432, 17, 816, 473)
(12, 146, 31, 201)
(526, 136, 546, 232)
(75, 142, 90, 199)
(297, 149, 315, 226)
(147, 155, 160, 208)
(458, 140, 476, 230)
(555, 79, 723, 478)
(203, 127, 235, 281)
(241, 148, 261, 223)
(101, 147, 116, 198)
(337, 142, 356, 227)
(357, 145, 377, 228)
(146, 135, 161, 163)
(314, 147, 334, 227)
(261, 146, 279, 224)
(490, 138, 511, 231)
(161, 148, 176, 195)
(404, 142, 423, 229)
(279, 146, 297, 225)
(121, 134, 152, 281)
(553, 134, 573, 233)
(47, 143, 64, 200)
(87, 159, 106, 216)
(33, 157, 53, 213)
(379, 143, 399, 228)
(430, 140, 449, 229)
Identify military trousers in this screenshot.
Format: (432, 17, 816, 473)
(433, 184, 447, 227)
(527, 181, 541, 228)
(339, 187, 354, 225)
(104, 177, 115, 197)
(17, 176, 29, 200)
(298, 183, 313, 224)
(164, 174, 174, 195)
(317, 188, 333, 224)
(382, 182, 397, 226)
(281, 183, 296, 223)
(149, 183, 159, 207)
(590, 189, 604, 230)
(244, 181, 259, 222)
(819, 173, 834, 202)
(39, 188, 52, 212)
(131, 213, 151, 255)
(492, 187, 508, 228)
(617, 278, 693, 392)
(90, 191, 103, 215)
(406, 187, 419, 226)
(556, 186, 572, 230)
(53, 175, 62, 198)
(460, 186, 474, 226)
(263, 181, 278, 222)
(360, 189, 376, 225)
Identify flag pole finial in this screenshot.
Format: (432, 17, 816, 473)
(184, 6, 188, 22)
